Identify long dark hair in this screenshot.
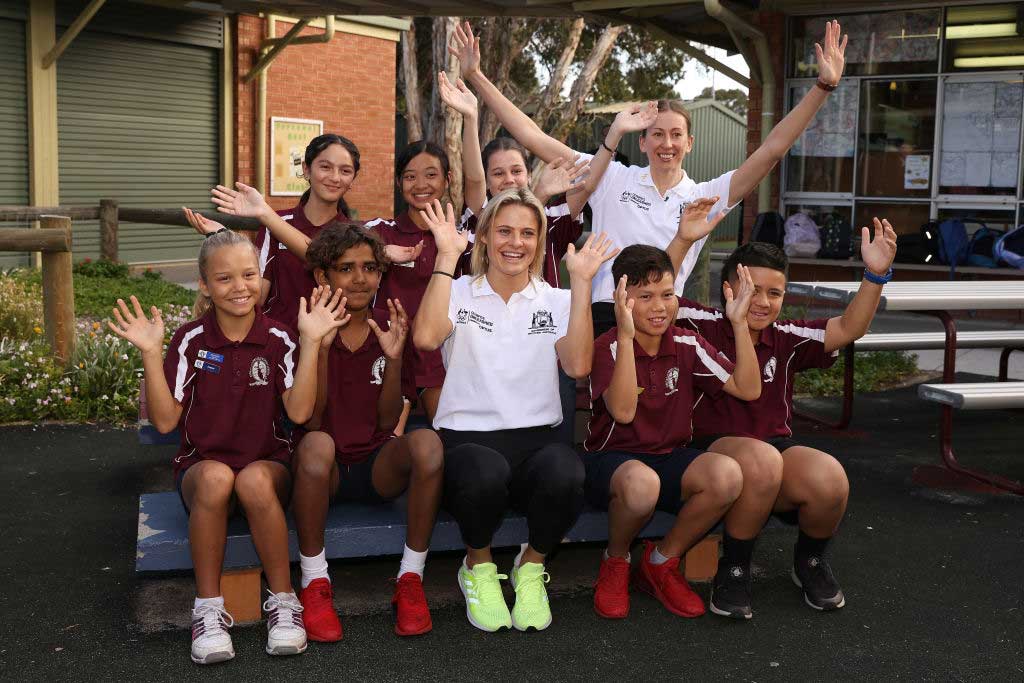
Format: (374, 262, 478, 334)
(396, 140, 451, 207)
(481, 136, 529, 174)
(300, 133, 361, 217)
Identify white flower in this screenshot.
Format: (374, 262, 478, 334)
(100, 394, 108, 400)
(121, 354, 128, 361)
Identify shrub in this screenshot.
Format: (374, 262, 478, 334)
(0, 275, 43, 340)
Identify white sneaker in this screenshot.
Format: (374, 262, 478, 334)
(264, 591, 307, 656)
(190, 602, 235, 665)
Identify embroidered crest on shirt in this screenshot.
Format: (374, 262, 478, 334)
(370, 356, 386, 385)
(529, 310, 556, 335)
(618, 190, 651, 212)
(249, 357, 270, 387)
(456, 308, 470, 324)
(665, 367, 679, 396)
(763, 356, 777, 383)
(456, 308, 494, 333)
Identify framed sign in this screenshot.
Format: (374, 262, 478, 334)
(270, 117, 323, 196)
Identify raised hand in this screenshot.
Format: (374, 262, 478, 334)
(535, 156, 590, 200)
(182, 207, 225, 237)
(861, 217, 897, 277)
(298, 286, 350, 346)
(613, 275, 635, 340)
(211, 182, 271, 221)
(449, 21, 481, 80)
(385, 241, 425, 265)
(816, 19, 848, 86)
(438, 71, 478, 118)
(368, 298, 409, 360)
(107, 296, 165, 355)
(677, 197, 727, 243)
(420, 199, 468, 257)
(609, 101, 659, 137)
(723, 263, 755, 325)
(565, 232, 620, 282)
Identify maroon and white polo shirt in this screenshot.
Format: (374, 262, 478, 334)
(257, 203, 346, 330)
(584, 325, 735, 455)
(163, 309, 297, 476)
(458, 200, 584, 288)
(677, 298, 839, 439)
(296, 312, 416, 466)
(366, 211, 466, 389)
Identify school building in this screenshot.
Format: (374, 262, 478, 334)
(0, 0, 404, 267)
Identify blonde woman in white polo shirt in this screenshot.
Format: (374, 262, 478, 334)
(450, 19, 849, 335)
(413, 189, 617, 633)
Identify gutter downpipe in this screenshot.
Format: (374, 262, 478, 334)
(703, 0, 775, 213)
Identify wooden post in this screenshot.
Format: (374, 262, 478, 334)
(99, 199, 118, 262)
(221, 568, 263, 624)
(40, 215, 75, 363)
(684, 533, 721, 582)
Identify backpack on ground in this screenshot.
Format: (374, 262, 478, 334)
(783, 212, 821, 257)
(994, 224, 1024, 269)
(750, 211, 785, 248)
(966, 226, 1004, 268)
(817, 212, 853, 259)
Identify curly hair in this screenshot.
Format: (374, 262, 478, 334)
(305, 220, 388, 274)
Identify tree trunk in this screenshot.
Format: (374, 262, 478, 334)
(478, 17, 532, 143)
(401, 21, 423, 141)
(440, 17, 463, 211)
(533, 18, 585, 128)
(549, 23, 626, 143)
(428, 17, 454, 147)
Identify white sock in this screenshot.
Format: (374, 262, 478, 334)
(513, 542, 529, 569)
(398, 544, 428, 578)
(604, 548, 631, 563)
(194, 595, 224, 611)
(299, 549, 330, 589)
(650, 546, 670, 566)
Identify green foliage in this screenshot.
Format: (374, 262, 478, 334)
(795, 350, 920, 397)
(73, 257, 130, 279)
(697, 86, 749, 117)
(0, 274, 43, 339)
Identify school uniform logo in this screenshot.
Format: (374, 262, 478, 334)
(370, 356, 386, 385)
(618, 190, 652, 212)
(763, 356, 777, 383)
(528, 310, 556, 335)
(457, 308, 470, 324)
(665, 367, 679, 396)
(249, 357, 271, 387)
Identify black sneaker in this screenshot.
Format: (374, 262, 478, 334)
(709, 563, 753, 620)
(792, 554, 845, 611)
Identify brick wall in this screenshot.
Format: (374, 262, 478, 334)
(741, 11, 787, 243)
(235, 16, 397, 220)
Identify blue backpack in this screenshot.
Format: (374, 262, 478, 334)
(937, 218, 971, 269)
(994, 224, 1024, 269)
(966, 226, 1004, 268)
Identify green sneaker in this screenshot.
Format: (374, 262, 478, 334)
(458, 561, 512, 632)
(510, 562, 552, 632)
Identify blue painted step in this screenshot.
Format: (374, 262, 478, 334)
(136, 491, 680, 572)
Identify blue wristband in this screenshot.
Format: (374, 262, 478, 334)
(863, 267, 893, 285)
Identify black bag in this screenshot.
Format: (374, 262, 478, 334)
(750, 211, 785, 248)
(895, 221, 941, 264)
(817, 212, 854, 259)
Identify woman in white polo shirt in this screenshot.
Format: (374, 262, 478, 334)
(449, 19, 849, 335)
(413, 189, 616, 633)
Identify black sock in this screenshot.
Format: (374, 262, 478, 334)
(721, 533, 756, 569)
(795, 530, 832, 560)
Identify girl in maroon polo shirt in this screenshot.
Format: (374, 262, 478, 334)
(107, 229, 347, 664)
(185, 133, 360, 330)
(288, 224, 444, 641)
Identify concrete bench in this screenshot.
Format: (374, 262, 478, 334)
(796, 330, 1024, 429)
(915, 381, 1024, 495)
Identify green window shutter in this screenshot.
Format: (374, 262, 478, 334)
(0, 17, 29, 269)
(57, 29, 219, 263)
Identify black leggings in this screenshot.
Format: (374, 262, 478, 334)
(440, 427, 585, 555)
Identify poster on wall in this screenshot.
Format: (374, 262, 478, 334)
(940, 81, 1023, 190)
(271, 117, 323, 196)
(904, 154, 931, 190)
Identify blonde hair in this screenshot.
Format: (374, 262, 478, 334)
(470, 188, 547, 279)
(639, 99, 694, 137)
(193, 229, 259, 319)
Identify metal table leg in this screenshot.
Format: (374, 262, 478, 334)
(793, 344, 854, 430)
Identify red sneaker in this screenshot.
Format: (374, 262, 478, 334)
(392, 572, 432, 636)
(299, 578, 343, 642)
(634, 541, 706, 618)
(594, 555, 631, 619)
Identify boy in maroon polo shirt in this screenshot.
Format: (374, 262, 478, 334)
(290, 224, 444, 641)
(672, 218, 897, 616)
(585, 244, 763, 620)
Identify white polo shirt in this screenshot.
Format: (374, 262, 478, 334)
(576, 152, 738, 303)
(433, 274, 572, 431)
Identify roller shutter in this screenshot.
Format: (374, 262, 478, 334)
(0, 17, 30, 269)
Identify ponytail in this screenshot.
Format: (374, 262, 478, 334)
(193, 229, 259, 320)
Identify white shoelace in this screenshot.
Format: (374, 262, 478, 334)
(192, 603, 233, 642)
(263, 591, 304, 632)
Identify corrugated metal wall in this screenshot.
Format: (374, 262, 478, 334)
(0, 16, 29, 269)
(57, 28, 220, 262)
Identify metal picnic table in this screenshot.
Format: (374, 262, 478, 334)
(788, 280, 1024, 494)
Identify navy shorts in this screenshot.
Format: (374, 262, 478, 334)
(333, 444, 389, 505)
(689, 434, 801, 455)
(584, 447, 705, 514)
